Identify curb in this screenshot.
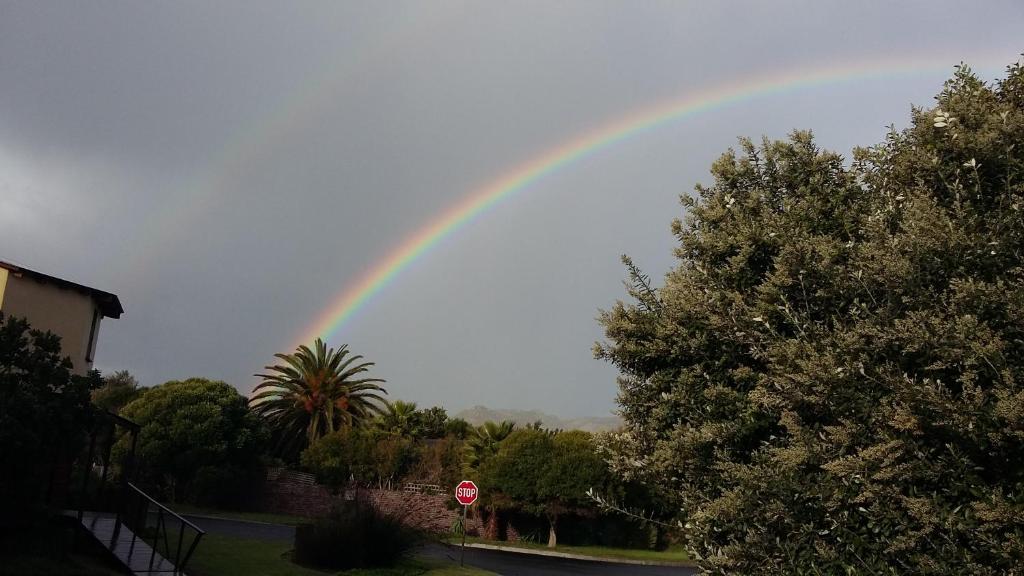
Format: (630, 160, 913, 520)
(177, 512, 300, 528)
(461, 542, 695, 567)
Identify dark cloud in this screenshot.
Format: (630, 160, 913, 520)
(2, 1, 1021, 417)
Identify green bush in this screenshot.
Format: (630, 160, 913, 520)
(292, 499, 422, 570)
(115, 378, 268, 503)
(301, 428, 416, 491)
(480, 429, 612, 547)
(91, 370, 144, 414)
(188, 464, 263, 510)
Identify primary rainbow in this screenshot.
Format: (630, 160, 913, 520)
(292, 53, 1015, 349)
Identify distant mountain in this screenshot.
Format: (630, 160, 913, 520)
(454, 406, 622, 433)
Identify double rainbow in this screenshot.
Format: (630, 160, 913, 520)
(292, 53, 1016, 349)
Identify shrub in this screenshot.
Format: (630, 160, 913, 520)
(91, 370, 143, 414)
(406, 436, 464, 489)
(302, 428, 417, 490)
(300, 429, 361, 490)
(188, 464, 263, 510)
(292, 498, 422, 570)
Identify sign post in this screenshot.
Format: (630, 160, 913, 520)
(454, 480, 479, 566)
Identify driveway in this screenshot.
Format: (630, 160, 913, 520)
(182, 515, 697, 575)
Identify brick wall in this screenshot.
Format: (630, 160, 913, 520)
(362, 488, 482, 534)
(260, 468, 482, 535)
(259, 468, 333, 518)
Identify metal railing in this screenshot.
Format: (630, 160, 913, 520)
(119, 482, 205, 574)
(66, 410, 205, 575)
(63, 410, 140, 518)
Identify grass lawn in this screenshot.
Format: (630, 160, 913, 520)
(167, 503, 311, 526)
(456, 536, 692, 564)
(188, 533, 320, 576)
(188, 533, 495, 576)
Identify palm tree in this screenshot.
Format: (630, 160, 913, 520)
(377, 400, 419, 436)
(251, 338, 387, 459)
(464, 420, 516, 470)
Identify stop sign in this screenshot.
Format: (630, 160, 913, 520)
(455, 480, 478, 506)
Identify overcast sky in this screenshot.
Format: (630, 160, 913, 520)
(2, 2, 1021, 417)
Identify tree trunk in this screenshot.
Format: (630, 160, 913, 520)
(547, 515, 557, 548)
(484, 507, 500, 540)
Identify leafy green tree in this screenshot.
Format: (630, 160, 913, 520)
(444, 417, 473, 440)
(597, 62, 1024, 574)
(118, 378, 267, 503)
(481, 429, 609, 547)
(92, 369, 144, 413)
(252, 338, 387, 459)
(368, 433, 416, 488)
(540, 431, 611, 546)
(0, 313, 100, 537)
(301, 427, 365, 490)
(302, 427, 415, 490)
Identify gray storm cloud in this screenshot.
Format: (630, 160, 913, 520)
(2, 1, 1021, 417)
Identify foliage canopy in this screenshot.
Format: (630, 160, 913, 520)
(375, 401, 450, 439)
(301, 427, 416, 491)
(464, 420, 516, 471)
(0, 313, 100, 535)
(118, 377, 267, 503)
(481, 429, 610, 547)
(91, 369, 144, 413)
(597, 62, 1024, 574)
(251, 338, 388, 459)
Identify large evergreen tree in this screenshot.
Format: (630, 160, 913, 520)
(597, 62, 1024, 574)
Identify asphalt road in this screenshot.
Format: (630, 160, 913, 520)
(420, 544, 697, 576)
(181, 514, 295, 542)
(182, 515, 697, 576)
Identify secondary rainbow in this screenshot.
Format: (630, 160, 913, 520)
(293, 53, 1016, 348)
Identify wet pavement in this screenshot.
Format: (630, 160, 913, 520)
(182, 514, 697, 575)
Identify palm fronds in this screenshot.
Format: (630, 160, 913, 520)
(250, 338, 387, 460)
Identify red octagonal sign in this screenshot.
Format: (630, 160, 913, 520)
(455, 480, 478, 506)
